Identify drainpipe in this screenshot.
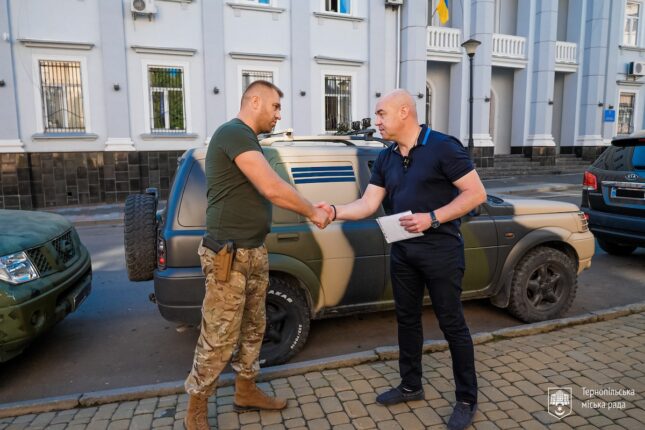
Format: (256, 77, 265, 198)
(5, 0, 21, 141)
(395, 4, 401, 88)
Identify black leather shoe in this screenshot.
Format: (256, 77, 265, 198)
(375, 385, 424, 405)
(447, 401, 477, 430)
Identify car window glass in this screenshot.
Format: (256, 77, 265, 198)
(178, 159, 207, 227)
(279, 161, 360, 222)
(271, 163, 299, 224)
(592, 146, 631, 171)
(632, 146, 645, 169)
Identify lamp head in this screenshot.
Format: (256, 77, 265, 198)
(461, 38, 481, 57)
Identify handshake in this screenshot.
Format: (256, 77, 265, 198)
(308, 202, 337, 229)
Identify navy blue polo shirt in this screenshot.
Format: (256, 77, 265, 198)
(369, 125, 474, 244)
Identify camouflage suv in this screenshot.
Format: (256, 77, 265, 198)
(124, 131, 594, 366)
(0, 210, 92, 361)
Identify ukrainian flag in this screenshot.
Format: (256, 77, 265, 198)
(436, 0, 449, 24)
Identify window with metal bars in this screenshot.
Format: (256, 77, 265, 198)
(324, 75, 352, 132)
(148, 66, 186, 133)
(39, 60, 85, 133)
(242, 70, 274, 93)
(325, 0, 351, 14)
(618, 93, 635, 135)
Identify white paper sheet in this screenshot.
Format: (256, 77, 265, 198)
(376, 211, 424, 243)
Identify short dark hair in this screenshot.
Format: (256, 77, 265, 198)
(242, 80, 284, 99)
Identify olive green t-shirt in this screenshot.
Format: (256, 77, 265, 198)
(205, 118, 271, 248)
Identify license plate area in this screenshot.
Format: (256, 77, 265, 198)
(610, 187, 645, 200)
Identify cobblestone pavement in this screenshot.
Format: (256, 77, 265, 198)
(1, 313, 644, 430)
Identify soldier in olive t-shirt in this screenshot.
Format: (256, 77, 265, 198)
(205, 118, 271, 248)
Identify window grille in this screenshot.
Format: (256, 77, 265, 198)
(618, 93, 635, 135)
(326, 0, 351, 13)
(39, 60, 85, 133)
(242, 70, 274, 92)
(324, 75, 352, 132)
(148, 66, 186, 133)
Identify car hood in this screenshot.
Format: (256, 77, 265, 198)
(504, 198, 580, 215)
(0, 210, 72, 256)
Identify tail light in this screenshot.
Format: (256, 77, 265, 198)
(157, 236, 166, 270)
(576, 211, 589, 232)
(583, 171, 598, 191)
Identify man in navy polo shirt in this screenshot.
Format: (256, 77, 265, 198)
(318, 89, 486, 430)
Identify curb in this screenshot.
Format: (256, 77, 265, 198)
(2, 301, 644, 419)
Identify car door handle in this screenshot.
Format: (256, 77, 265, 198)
(277, 233, 299, 241)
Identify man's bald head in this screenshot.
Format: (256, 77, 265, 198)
(374, 89, 420, 142)
(378, 89, 418, 121)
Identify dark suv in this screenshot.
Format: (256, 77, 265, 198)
(124, 132, 594, 366)
(581, 131, 645, 255)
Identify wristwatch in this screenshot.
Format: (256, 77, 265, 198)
(429, 211, 441, 229)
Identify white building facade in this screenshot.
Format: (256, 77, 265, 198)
(0, 0, 642, 208)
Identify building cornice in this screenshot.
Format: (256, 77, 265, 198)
(131, 45, 197, 56)
(314, 55, 364, 67)
(313, 11, 365, 23)
(226, 2, 285, 14)
(229, 52, 287, 62)
(619, 45, 645, 53)
(616, 79, 644, 87)
(18, 39, 94, 50)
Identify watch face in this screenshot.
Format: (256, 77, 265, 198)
(432, 220, 440, 228)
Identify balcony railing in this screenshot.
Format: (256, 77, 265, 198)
(555, 41, 577, 64)
(427, 26, 462, 53)
(492, 34, 526, 59)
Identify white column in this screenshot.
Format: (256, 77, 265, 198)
(400, 0, 428, 115)
(576, 0, 610, 150)
(526, 0, 558, 157)
(470, 0, 495, 151)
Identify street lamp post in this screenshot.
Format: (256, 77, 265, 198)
(461, 38, 481, 158)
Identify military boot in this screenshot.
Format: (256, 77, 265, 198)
(233, 376, 287, 411)
(184, 394, 210, 430)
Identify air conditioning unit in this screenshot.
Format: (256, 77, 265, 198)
(629, 61, 645, 76)
(131, 0, 157, 14)
(385, 0, 404, 5)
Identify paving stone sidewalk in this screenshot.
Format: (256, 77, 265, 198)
(2, 312, 644, 430)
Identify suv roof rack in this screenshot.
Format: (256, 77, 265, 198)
(259, 127, 391, 148)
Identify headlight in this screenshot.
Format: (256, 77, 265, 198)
(0, 252, 39, 284)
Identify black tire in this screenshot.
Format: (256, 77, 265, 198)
(260, 276, 310, 367)
(124, 194, 157, 281)
(507, 247, 577, 323)
(597, 238, 637, 256)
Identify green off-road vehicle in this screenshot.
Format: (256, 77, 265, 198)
(124, 130, 594, 366)
(0, 210, 92, 362)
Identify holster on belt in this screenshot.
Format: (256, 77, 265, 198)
(202, 234, 236, 282)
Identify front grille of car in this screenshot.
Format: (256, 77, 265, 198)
(26, 230, 77, 276)
(52, 231, 76, 265)
(26, 247, 52, 276)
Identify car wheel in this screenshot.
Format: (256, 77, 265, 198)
(597, 238, 637, 256)
(507, 247, 577, 323)
(260, 276, 310, 367)
(124, 194, 157, 281)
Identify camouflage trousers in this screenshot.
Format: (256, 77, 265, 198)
(184, 243, 269, 397)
